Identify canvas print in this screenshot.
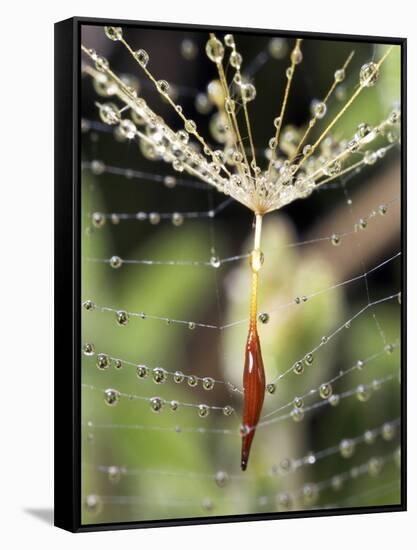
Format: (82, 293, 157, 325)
(79, 22, 403, 526)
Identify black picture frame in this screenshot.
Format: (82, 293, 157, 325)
(54, 16, 407, 533)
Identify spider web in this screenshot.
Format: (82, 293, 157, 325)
(80, 25, 402, 525)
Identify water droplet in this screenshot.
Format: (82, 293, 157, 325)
(294, 296, 301, 304)
(268, 37, 288, 59)
(303, 144, 312, 156)
(230, 51, 242, 69)
(303, 483, 318, 505)
(104, 388, 119, 406)
(277, 491, 292, 511)
(389, 107, 401, 123)
(206, 37, 224, 63)
(311, 100, 327, 119)
(210, 255, 221, 268)
(290, 46, 303, 64)
(149, 212, 160, 225)
(170, 400, 179, 412)
(136, 365, 149, 379)
(163, 175, 176, 188)
(83, 343, 95, 356)
(266, 383, 276, 394)
(198, 404, 210, 417)
(305, 451, 316, 465)
(379, 204, 388, 215)
(364, 430, 376, 444)
(119, 119, 136, 139)
(329, 394, 340, 407)
(108, 465, 121, 483)
(181, 38, 197, 60)
(321, 336, 328, 345)
(258, 312, 270, 324)
(304, 353, 314, 366)
(291, 407, 304, 422)
(183, 120, 196, 135)
(111, 213, 120, 225)
(83, 299, 95, 311)
(96, 353, 110, 370)
(241, 83, 256, 102)
(293, 396, 304, 408)
(214, 470, 229, 488)
(109, 255, 123, 269)
(156, 79, 170, 94)
(384, 343, 394, 354)
(279, 458, 293, 475)
(104, 26, 123, 41)
(331, 233, 341, 246)
(240, 424, 250, 436)
(176, 131, 189, 148)
(364, 151, 377, 165)
(95, 56, 109, 72)
(323, 159, 342, 176)
(356, 384, 371, 402)
(116, 310, 129, 326)
(360, 62, 379, 87)
(81, 118, 90, 133)
(382, 422, 395, 441)
(334, 68, 345, 82)
(223, 405, 234, 416)
(153, 368, 167, 384)
(202, 377, 215, 390)
(331, 475, 343, 491)
(293, 361, 304, 375)
(273, 116, 282, 128)
(92, 212, 106, 228)
(99, 103, 121, 125)
(150, 396, 163, 413)
(347, 137, 360, 152)
(187, 375, 198, 387)
(319, 383, 333, 399)
(368, 457, 383, 477)
(114, 359, 122, 369)
(339, 438, 355, 458)
(286, 66, 293, 79)
(224, 98, 235, 114)
(172, 212, 184, 226)
(356, 122, 372, 140)
(356, 360, 365, 371)
(134, 49, 149, 67)
(201, 497, 214, 511)
(387, 130, 399, 143)
(224, 34, 235, 47)
(84, 494, 102, 516)
(302, 295, 308, 302)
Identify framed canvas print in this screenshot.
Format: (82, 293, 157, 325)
(54, 16, 406, 532)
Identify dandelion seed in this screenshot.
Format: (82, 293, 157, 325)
(81, 28, 400, 475)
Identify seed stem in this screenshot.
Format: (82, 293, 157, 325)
(249, 214, 264, 325)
